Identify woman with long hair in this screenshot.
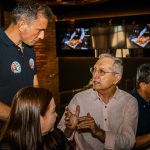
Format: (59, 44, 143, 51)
(0, 87, 73, 150)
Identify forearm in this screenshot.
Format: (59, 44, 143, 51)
(64, 127, 75, 138)
(0, 102, 11, 121)
(134, 134, 150, 149)
(93, 128, 105, 143)
(33, 74, 39, 87)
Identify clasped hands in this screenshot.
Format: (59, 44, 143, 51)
(64, 105, 101, 137)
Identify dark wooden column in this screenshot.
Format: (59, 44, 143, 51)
(0, 5, 5, 27)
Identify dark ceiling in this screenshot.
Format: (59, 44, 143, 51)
(40, 0, 150, 20)
(0, 0, 150, 20)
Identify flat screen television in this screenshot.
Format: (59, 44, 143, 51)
(56, 26, 94, 57)
(56, 15, 150, 57)
(127, 24, 150, 48)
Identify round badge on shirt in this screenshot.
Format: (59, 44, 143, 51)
(29, 58, 35, 70)
(11, 61, 21, 73)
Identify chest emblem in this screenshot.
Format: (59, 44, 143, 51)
(11, 61, 21, 73)
(29, 58, 35, 70)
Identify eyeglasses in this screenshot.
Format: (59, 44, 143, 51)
(90, 67, 114, 76)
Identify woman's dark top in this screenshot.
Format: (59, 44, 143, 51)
(0, 137, 19, 150)
(43, 128, 73, 150)
(0, 128, 73, 150)
(131, 89, 150, 136)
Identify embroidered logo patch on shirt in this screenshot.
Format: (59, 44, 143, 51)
(29, 58, 34, 70)
(11, 61, 21, 73)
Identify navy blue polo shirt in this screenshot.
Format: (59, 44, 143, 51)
(131, 89, 150, 136)
(0, 29, 37, 105)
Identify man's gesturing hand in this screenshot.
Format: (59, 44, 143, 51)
(64, 105, 80, 130)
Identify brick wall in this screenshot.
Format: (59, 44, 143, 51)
(34, 20, 59, 103)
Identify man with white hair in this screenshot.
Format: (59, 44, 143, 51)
(58, 53, 138, 150)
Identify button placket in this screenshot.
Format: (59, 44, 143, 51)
(103, 104, 108, 130)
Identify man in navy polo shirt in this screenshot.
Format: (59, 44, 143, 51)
(131, 63, 150, 149)
(0, 2, 53, 121)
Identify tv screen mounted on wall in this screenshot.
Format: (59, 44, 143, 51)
(127, 24, 150, 48)
(56, 27, 94, 57)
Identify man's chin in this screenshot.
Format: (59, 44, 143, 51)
(92, 85, 99, 91)
(24, 43, 34, 46)
(25, 41, 37, 46)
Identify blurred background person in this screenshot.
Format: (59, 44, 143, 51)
(131, 63, 150, 150)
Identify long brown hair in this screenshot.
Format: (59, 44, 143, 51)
(0, 87, 53, 150)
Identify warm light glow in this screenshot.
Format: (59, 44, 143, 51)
(116, 49, 129, 58)
(112, 26, 125, 48)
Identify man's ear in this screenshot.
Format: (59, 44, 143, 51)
(113, 74, 121, 85)
(139, 82, 146, 89)
(17, 19, 27, 32)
